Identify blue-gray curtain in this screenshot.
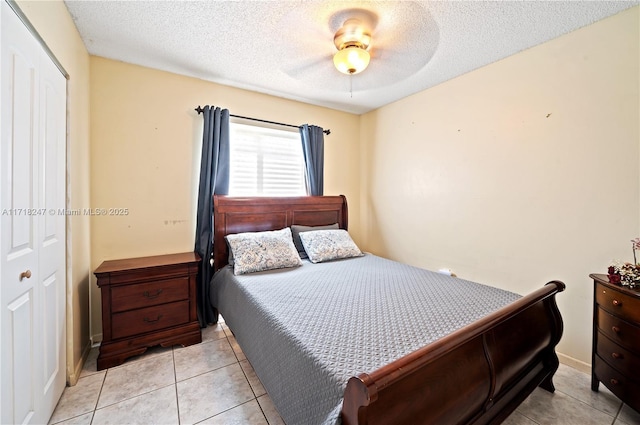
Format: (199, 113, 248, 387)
(195, 106, 230, 326)
(299, 124, 325, 196)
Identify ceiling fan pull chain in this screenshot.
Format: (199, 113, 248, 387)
(350, 73, 353, 98)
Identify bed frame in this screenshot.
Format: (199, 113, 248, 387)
(212, 195, 565, 425)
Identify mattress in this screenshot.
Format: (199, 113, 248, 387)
(210, 254, 520, 425)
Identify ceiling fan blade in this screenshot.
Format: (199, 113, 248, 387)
(284, 55, 333, 79)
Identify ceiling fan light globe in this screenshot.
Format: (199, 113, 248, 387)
(333, 47, 370, 75)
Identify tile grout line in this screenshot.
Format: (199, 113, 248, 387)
(88, 368, 107, 425)
(612, 402, 623, 425)
(173, 345, 182, 425)
(235, 348, 272, 424)
(224, 329, 279, 425)
(193, 399, 261, 425)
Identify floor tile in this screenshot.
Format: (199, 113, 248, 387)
(201, 322, 227, 343)
(222, 325, 233, 338)
(177, 363, 254, 425)
(92, 384, 178, 425)
(196, 399, 268, 425)
(97, 351, 175, 408)
(517, 386, 616, 425)
(79, 347, 100, 378)
(257, 394, 285, 425)
(617, 404, 640, 425)
(240, 359, 266, 397)
(49, 372, 105, 424)
(49, 411, 94, 425)
(173, 338, 237, 382)
(554, 363, 622, 417)
(227, 335, 246, 361)
(502, 411, 538, 425)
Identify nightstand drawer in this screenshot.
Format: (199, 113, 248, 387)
(596, 332, 640, 377)
(111, 277, 189, 312)
(111, 300, 190, 340)
(594, 355, 640, 412)
(596, 307, 640, 353)
(595, 282, 640, 323)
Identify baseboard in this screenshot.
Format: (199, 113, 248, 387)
(557, 351, 590, 374)
(67, 340, 93, 386)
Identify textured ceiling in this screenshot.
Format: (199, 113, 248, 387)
(64, 1, 637, 114)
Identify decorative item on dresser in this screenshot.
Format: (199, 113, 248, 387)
(591, 273, 640, 413)
(94, 252, 202, 370)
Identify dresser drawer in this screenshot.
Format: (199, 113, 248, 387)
(595, 282, 640, 323)
(596, 331, 640, 377)
(594, 356, 640, 412)
(111, 277, 189, 313)
(111, 300, 190, 340)
(596, 307, 640, 354)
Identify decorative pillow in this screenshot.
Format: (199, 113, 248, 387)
(226, 227, 303, 275)
(291, 223, 339, 259)
(298, 229, 363, 263)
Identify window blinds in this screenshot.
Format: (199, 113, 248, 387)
(229, 122, 306, 196)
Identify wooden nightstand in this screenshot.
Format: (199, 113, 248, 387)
(95, 252, 202, 370)
(590, 274, 640, 413)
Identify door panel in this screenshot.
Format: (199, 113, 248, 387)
(7, 292, 35, 425)
(6, 33, 36, 259)
(42, 272, 60, 393)
(42, 78, 61, 242)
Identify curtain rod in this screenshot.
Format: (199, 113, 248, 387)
(195, 106, 331, 135)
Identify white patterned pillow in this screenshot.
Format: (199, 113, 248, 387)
(299, 229, 363, 263)
(226, 228, 303, 275)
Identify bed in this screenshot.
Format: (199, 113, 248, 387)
(210, 195, 565, 425)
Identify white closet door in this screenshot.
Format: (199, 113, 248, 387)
(1, 1, 67, 424)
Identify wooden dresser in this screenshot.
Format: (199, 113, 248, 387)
(590, 273, 640, 413)
(95, 252, 202, 370)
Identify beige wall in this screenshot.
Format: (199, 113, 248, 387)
(16, 0, 92, 385)
(89, 57, 362, 339)
(360, 7, 639, 366)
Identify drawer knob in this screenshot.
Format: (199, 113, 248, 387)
(143, 315, 163, 323)
(610, 378, 619, 386)
(612, 326, 621, 334)
(612, 299, 622, 307)
(143, 289, 163, 299)
(611, 352, 624, 360)
(19, 270, 32, 281)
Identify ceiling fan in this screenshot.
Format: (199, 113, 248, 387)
(281, 3, 438, 92)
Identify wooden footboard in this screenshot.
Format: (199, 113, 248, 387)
(342, 280, 565, 425)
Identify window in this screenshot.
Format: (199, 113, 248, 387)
(229, 122, 306, 196)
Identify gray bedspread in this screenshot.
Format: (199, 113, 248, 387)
(210, 254, 520, 425)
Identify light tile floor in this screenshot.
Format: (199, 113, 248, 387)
(50, 320, 640, 425)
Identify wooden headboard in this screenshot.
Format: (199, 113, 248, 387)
(213, 195, 348, 271)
